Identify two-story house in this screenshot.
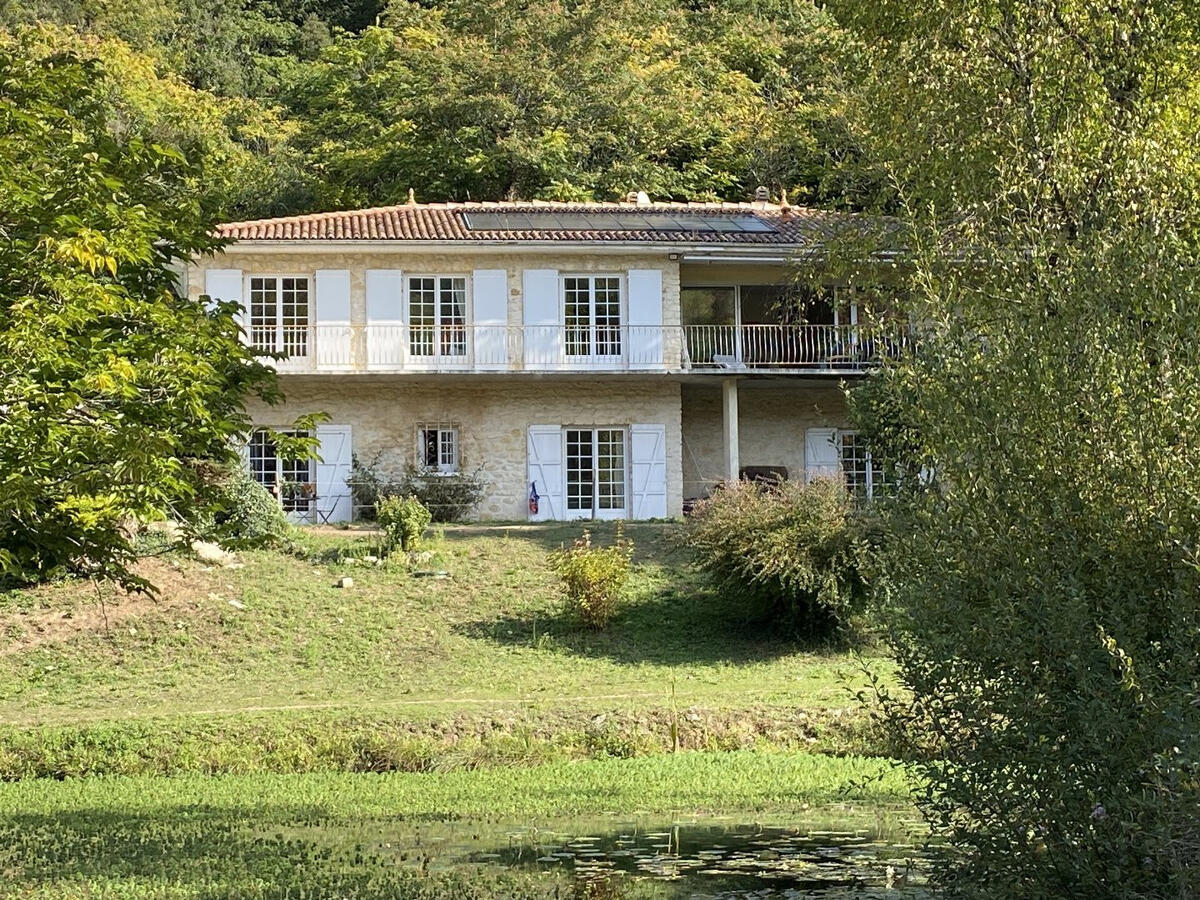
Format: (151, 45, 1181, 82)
(185, 193, 903, 523)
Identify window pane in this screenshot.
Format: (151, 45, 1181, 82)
(419, 428, 439, 468)
(439, 429, 458, 472)
(564, 277, 591, 357)
(409, 277, 436, 356)
(281, 277, 309, 358)
(248, 430, 277, 488)
(840, 432, 870, 497)
(249, 277, 277, 352)
(439, 277, 467, 357)
(566, 429, 594, 512)
(594, 277, 621, 356)
(596, 429, 625, 510)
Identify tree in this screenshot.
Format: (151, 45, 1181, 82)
(838, 0, 1200, 894)
(0, 38, 287, 588)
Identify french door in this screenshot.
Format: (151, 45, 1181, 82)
(248, 276, 309, 357)
(564, 276, 621, 359)
(565, 428, 626, 519)
(408, 276, 468, 359)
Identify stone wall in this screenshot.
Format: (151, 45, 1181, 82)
(681, 380, 850, 499)
(249, 377, 683, 520)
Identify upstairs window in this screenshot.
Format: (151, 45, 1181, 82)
(418, 426, 459, 474)
(249, 276, 309, 357)
(564, 275, 621, 357)
(409, 276, 467, 357)
(839, 431, 887, 498)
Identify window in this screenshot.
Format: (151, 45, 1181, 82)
(839, 431, 887, 498)
(249, 276, 309, 357)
(564, 276, 621, 357)
(418, 426, 459, 474)
(409, 276, 467, 357)
(247, 429, 313, 513)
(566, 428, 626, 516)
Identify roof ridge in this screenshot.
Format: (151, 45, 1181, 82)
(218, 198, 818, 230)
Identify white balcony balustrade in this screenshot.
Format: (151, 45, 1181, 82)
(251, 323, 907, 374)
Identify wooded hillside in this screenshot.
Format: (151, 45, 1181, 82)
(1, 0, 877, 220)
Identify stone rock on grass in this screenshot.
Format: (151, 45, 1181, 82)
(190, 540, 238, 567)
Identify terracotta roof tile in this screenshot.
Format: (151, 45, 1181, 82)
(215, 200, 845, 246)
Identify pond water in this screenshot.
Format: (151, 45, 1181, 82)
(309, 812, 934, 897)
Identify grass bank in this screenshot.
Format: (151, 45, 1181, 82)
(0, 524, 890, 777)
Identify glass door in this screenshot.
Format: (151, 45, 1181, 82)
(565, 428, 626, 519)
(564, 276, 622, 362)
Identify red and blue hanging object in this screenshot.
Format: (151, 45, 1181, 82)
(529, 482, 540, 516)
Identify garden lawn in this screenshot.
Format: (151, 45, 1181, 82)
(0, 523, 887, 728)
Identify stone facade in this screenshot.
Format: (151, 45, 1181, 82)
(249, 376, 683, 520)
(197, 246, 856, 521)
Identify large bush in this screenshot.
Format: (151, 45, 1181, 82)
(398, 465, 487, 523)
(202, 465, 290, 549)
(349, 456, 486, 523)
(686, 479, 873, 640)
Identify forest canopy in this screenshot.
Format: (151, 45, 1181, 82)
(0, 0, 874, 219)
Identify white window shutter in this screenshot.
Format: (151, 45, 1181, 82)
(627, 269, 663, 368)
(204, 268, 242, 319)
(365, 269, 404, 369)
(522, 269, 561, 369)
(527, 425, 564, 521)
(314, 270, 352, 370)
(315, 424, 353, 523)
(805, 427, 840, 481)
(473, 268, 508, 370)
(630, 424, 668, 519)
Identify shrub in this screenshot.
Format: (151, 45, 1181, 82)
(347, 452, 403, 521)
(549, 527, 634, 629)
(685, 478, 873, 640)
(399, 464, 487, 523)
(349, 456, 487, 523)
(377, 494, 431, 554)
(200, 464, 290, 549)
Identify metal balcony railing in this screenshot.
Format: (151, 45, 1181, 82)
(251, 323, 906, 374)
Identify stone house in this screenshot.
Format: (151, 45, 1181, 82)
(185, 193, 902, 523)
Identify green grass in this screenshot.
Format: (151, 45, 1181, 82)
(1, 750, 909, 820)
(0, 523, 888, 730)
(0, 752, 911, 899)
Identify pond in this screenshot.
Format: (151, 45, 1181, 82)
(297, 811, 934, 897)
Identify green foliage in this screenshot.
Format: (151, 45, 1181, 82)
(347, 451, 397, 521)
(202, 464, 291, 549)
(549, 527, 634, 629)
(841, 0, 1200, 895)
(686, 480, 873, 641)
(349, 456, 488, 523)
(377, 494, 431, 554)
(399, 464, 487, 523)
(4, 0, 875, 216)
(0, 38, 280, 590)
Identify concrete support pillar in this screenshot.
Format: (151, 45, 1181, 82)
(721, 377, 739, 482)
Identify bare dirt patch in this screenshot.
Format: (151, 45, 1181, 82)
(0, 557, 226, 655)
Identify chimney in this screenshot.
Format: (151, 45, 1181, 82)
(753, 185, 770, 203)
(406, 188, 417, 206)
(635, 190, 651, 206)
(625, 191, 639, 203)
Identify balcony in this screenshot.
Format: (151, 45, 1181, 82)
(256, 324, 906, 375)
